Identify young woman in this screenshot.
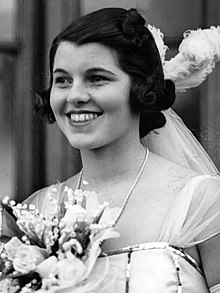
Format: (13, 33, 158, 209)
(3, 7, 220, 293)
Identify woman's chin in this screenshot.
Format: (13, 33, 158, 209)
(67, 138, 103, 150)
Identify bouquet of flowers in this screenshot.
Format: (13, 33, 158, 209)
(0, 185, 119, 293)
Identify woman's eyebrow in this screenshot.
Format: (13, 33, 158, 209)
(53, 68, 69, 74)
(86, 67, 116, 76)
(53, 67, 117, 76)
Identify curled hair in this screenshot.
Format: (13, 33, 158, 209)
(35, 8, 175, 137)
(35, 88, 55, 123)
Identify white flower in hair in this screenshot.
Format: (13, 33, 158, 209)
(149, 24, 220, 91)
(180, 27, 220, 67)
(164, 26, 220, 91)
(147, 24, 168, 65)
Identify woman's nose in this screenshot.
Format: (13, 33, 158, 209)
(66, 82, 90, 104)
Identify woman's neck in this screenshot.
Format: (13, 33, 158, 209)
(80, 139, 146, 187)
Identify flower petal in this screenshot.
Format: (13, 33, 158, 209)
(36, 255, 58, 278)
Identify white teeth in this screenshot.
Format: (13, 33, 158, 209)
(74, 115, 79, 122)
(70, 113, 99, 122)
(79, 114, 84, 121)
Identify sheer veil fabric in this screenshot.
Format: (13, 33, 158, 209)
(142, 108, 219, 175)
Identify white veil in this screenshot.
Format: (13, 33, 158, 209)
(142, 108, 219, 174)
(143, 25, 220, 175)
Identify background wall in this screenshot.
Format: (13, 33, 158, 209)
(0, 0, 17, 199)
(81, 0, 202, 34)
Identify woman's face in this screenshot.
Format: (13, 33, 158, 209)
(50, 41, 140, 150)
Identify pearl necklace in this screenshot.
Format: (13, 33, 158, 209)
(77, 148, 149, 227)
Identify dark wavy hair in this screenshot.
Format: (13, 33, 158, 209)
(36, 7, 175, 138)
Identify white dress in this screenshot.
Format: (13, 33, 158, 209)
(25, 174, 220, 293)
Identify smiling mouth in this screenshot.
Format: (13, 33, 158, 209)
(67, 113, 102, 122)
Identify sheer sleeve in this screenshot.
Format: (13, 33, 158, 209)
(24, 183, 64, 217)
(159, 175, 220, 247)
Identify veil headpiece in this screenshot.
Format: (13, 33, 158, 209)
(142, 25, 220, 175)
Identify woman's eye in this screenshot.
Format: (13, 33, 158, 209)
(54, 77, 72, 87)
(89, 75, 108, 84)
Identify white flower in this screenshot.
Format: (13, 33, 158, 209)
(0, 279, 19, 293)
(148, 24, 168, 65)
(60, 205, 87, 230)
(62, 238, 83, 255)
(164, 26, 220, 90)
(13, 244, 48, 274)
(36, 255, 58, 278)
(179, 27, 220, 69)
(4, 237, 23, 260)
(53, 252, 86, 286)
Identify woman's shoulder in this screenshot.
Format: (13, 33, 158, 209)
(148, 152, 220, 222)
(153, 152, 220, 246)
(149, 151, 219, 182)
(146, 152, 200, 193)
(149, 151, 197, 175)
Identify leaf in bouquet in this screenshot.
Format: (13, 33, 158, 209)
(58, 200, 66, 221)
(27, 223, 46, 249)
(58, 184, 67, 221)
(0, 204, 24, 241)
(74, 221, 90, 246)
(81, 232, 91, 253)
(92, 203, 108, 225)
(1, 203, 17, 221)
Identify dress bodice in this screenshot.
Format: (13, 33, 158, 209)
(88, 242, 208, 293)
